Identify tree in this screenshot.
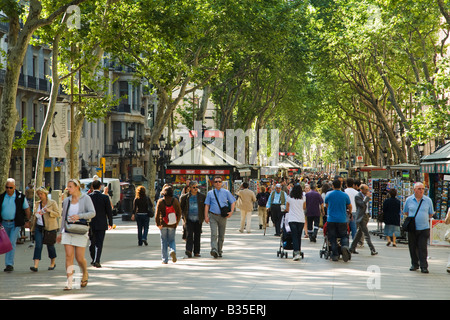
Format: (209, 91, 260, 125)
(0, 0, 88, 188)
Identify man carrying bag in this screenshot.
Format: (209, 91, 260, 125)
(204, 176, 236, 258)
(403, 182, 434, 273)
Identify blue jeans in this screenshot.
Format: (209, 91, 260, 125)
(348, 213, 357, 239)
(33, 225, 57, 261)
(136, 214, 150, 245)
(160, 227, 176, 263)
(2, 221, 20, 267)
(288, 222, 304, 253)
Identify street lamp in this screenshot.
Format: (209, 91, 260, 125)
(151, 134, 173, 194)
(382, 149, 388, 166)
(419, 143, 425, 157)
(117, 126, 145, 217)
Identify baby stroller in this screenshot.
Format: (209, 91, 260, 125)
(319, 222, 350, 260)
(277, 214, 304, 259)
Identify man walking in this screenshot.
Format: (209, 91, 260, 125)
(266, 184, 287, 236)
(88, 180, 113, 268)
(204, 176, 236, 258)
(0, 178, 31, 272)
(303, 182, 324, 242)
(324, 179, 352, 262)
(350, 184, 377, 256)
(180, 181, 205, 258)
(403, 182, 434, 273)
(236, 182, 256, 233)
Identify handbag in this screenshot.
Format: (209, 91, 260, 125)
(43, 229, 57, 245)
(147, 196, 154, 218)
(64, 200, 90, 235)
(214, 189, 229, 217)
(402, 199, 423, 232)
(0, 224, 13, 255)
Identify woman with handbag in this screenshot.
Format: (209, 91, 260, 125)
(56, 179, 96, 290)
(131, 186, 154, 246)
(30, 187, 61, 272)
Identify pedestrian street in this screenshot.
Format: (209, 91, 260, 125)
(1, 212, 449, 301)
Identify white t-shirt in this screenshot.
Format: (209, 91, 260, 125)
(345, 188, 358, 213)
(68, 202, 79, 217)
(286, 196, 305, 223)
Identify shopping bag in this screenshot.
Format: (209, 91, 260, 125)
(0, 224, 13, 255)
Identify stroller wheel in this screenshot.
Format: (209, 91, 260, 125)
(284, 252, 288, 258)
(301, 252, 304, 259)
(320, 252, 323, 258)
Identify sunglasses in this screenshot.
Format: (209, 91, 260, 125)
(5, 186, 14, 190)
(191, 186, 198, 189)
(214, 181, 222, 183)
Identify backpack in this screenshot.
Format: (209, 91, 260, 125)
(258, 193, 268, 207)
(163, 199, 177, 225)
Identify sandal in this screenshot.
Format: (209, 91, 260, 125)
(81, 279, 88, 288)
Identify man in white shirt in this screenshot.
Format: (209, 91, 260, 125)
(344, 178, 359, 239)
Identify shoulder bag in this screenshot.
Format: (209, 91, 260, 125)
(39, 203, 57, 245)
(64, 200, 90, 234)
(214, 190, 229, 217)
(402, 199, 423, 233)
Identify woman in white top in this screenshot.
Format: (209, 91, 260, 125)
(285, 184, 305, 261)
(57, 179, 96, 290)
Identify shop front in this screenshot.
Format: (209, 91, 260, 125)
(421, 143, 450, 246)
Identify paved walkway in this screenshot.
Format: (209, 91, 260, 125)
(1, 212, 449, 300)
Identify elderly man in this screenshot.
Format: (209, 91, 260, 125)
(266, 183, 288, 236)
(204, 176, 236, 258)
(403, 182, 434, 273)
(349, 184, 377, 256)
(0, 178, 31, 272)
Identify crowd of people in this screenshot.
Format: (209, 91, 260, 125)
(1, 173, 449, 291)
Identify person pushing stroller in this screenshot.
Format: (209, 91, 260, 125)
(324, 179, 352, 262)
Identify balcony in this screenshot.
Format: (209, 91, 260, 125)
(111, 103, 131, 113)
(39, 78, 49, 91)
(27, 76, 37, 89)
(14, 131, 40, 146)
(104, 144, 119, 155)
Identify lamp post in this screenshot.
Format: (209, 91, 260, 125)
(382, 149, 388, 166)
(117, 126, 145, 216)
(151, 134, 173, 195)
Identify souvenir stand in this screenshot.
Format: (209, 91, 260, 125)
(360, 166, 387, 237)
(420, 142, 450, 246)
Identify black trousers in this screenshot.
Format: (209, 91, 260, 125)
(185, 219, 202, 255)
(408, 228, 430, 269)
(270, 204, 282, 236)
(89, 229, 106, 264)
